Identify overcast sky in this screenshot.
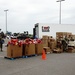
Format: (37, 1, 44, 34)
(0, 0, 75, 34)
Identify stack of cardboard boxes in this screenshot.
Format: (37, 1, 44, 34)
(48, 38, 56, 50)
(42, 35, 55, 53)
(56, 32, 72, 40)
(42, 35, 49, 47)
(56, 32, 73, 53)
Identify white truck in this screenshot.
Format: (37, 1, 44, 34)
(34, 23, 75, 38)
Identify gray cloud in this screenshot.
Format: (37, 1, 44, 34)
(0, 0, 75, 34)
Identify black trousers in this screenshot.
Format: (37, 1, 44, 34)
(0, 43, 3, 51)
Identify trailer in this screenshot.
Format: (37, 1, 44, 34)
(34, 23, 75, 38)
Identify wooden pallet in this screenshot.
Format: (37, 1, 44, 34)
(53, 50, 62, 53)
(4, 57, 15, 60)
(22, 54, 37, 58)
(4, 56, 22, 60)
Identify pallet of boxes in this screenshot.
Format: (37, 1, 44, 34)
(48, 36, 61, 53)
(23, 38, 44, 56)
(5, 38, 44, 59)
(56, 32, 73, 53)
(5, 39, 23, 59)
(23, 39, 36, 57)
(42, 35, 53, 54)
(67, 34, 75, 53)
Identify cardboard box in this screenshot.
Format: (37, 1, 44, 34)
(48, 36, 53, 39)
(48, 41, 56, 50)
(67, 47, 75, 53)
(42, 39, 48, 47)
(53, 48, 62, 53)
(7, 45, 22, 58)
(56, 32, 72, 38)
(24, 44, 35, 56)
(42, 35, 49, 39)
(43, 47, 52, 53)
(43, 43, 48, 47)
(72, 35, 75, 40)
(7, 45, 13, 58)
(35, 43, 43, 55)
(12, 45, 22, 58)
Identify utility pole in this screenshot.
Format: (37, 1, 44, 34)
(4, 9, 8, 34)
(56, 0, 65, 24)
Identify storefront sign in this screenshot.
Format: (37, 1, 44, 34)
(42, 26, 50, 32)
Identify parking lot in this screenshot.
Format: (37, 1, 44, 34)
(0, 39, 75, 75)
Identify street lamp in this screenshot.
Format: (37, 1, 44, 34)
(4, 9, 8, 34)
(56, 0, 65, 24)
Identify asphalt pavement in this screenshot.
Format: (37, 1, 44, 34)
(0, 39, 75, 75)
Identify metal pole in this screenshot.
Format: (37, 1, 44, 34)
(6, 11, 7, 34)
(56, 0, 65, 24)
(60, 1, 61, 24)
(4, 10, 8, 34)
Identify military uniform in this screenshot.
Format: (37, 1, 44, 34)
(62, 37, 69, 52)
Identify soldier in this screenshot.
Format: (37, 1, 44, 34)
(62, 36, 69, 52)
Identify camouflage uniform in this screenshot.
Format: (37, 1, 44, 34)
(62, 37, 69, 52)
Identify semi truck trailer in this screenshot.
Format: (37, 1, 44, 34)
(34, 23, 75, 38)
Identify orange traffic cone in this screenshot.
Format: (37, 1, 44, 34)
(42, 49, 46, 60)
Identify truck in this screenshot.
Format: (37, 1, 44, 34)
(33, 23, 75, 38)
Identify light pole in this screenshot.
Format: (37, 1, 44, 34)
(56, 0, 65, 24)
(4, 9, 8, 34)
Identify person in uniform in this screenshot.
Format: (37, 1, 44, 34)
(62, 36, 69, 52)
